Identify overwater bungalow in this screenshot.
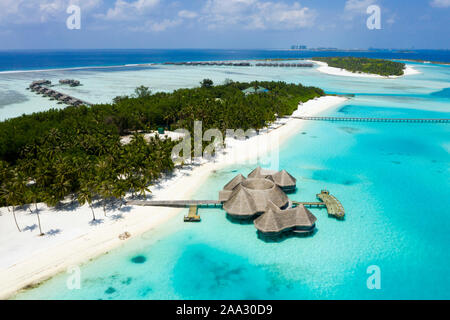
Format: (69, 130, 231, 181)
(31, 79, 51, 86)
(39, 87, 50, 94)
(254, 201, 317, 237)
(248, 167, 296, 193)
(222, 177, 289, 220)
(59, 79, 81, 87)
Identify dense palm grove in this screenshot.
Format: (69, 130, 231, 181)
(313, 57, 405, 76)
(0, 80, 324, 231)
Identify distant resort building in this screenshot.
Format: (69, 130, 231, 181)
(28, 79, 90, 106)
(291, 45, 307, 50)
(242, 86, 269, 95)
(59, 79, 81, 87)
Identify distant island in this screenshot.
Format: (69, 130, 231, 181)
(312, 57, 405, 76)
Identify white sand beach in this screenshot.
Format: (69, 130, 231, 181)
(0, 95, 347, 299)
(311, 60, 421, 78)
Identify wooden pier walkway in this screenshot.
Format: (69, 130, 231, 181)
(293, 190, 345, 219)
(127, 200, 222, 208)
(293, 116, 449, 123)
(28, 82, 92, 107)
(184, 205, 201, 222)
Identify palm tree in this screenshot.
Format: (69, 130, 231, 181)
(25, 187, 44, 236)
(0, 183, 21, 232)
(77, 182, 96, 221)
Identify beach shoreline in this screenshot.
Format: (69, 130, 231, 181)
(0, 95, 348, 300)
(310, 60, 421, 78)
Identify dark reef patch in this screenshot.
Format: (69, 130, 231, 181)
(121, 277, 133, 285)
(339, 126, 360, 134)
(105, 287, 116, 294)
(131, 255, 147, 264)
(0, 90, 29, 108)
(311, 169, 359, 186)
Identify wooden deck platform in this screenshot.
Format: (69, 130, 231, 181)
(184, 205, 201, 222)
(316, 190, 345, 219)
(293, 190, 345, 219)
(293, 116, 449, 123)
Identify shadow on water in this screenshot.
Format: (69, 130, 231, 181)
(225, 214, 255, 225)
(256, 228, 318, 243)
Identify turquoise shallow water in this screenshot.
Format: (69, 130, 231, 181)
(13, 63, 450, 300)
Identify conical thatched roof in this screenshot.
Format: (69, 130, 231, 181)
(271, 170, 296, 188)
(241, 178, 288, 212)
(247, 167, 263, 178)
(222, 178, 289, 219)
(223, 185, 258, 218)
(223, 174, 246, 190)
(247, 167, 296, 192)
(248, 167, 276, 179)
(254, 201, 317, 235)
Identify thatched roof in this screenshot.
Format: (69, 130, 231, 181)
(219, 173, 246, 202)
(248, 167, 296, 190)
(247, 166, 276, 179)
(223, 185, 258, 218)
(254, 201, 317, 235)
(223, 178, 289, 219)
(271, 170, 296, 188)
(223, 174, 246, 190)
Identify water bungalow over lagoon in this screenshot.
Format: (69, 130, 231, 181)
(27, 80, 92, 106)
(254, 201, 317, 237)
(59, 79, 81, 87)
(129, 168, 345, 240)
(248, 167, 297, 193)
(222, 177, 290, 220)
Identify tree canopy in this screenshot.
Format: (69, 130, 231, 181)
(0, 80, 324, 210)
(313, 57, 405, 76)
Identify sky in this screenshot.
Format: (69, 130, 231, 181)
(0, 0, 449, 50)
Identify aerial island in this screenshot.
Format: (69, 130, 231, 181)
(312, 56, 411, 77)
(0, 80, 325, 226)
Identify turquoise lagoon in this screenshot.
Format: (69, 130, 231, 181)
(11, 62, 450, 299)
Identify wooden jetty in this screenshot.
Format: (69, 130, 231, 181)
(127, 200, 222, 208)
(293, 190, 345, 219)
(127, 200, 221, 223)
(293, 116, 449, 123)
(28, 82, 91, 106)
(184, 205, 201, 222)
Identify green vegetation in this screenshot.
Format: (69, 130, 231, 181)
(313, 57, 405, 76)
(0, 81, 324, 228)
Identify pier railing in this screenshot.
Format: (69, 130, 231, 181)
(293, 116, 450, 123)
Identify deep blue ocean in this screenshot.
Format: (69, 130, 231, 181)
(1, 49, 449, 72)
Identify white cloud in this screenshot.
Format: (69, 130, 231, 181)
(430, 0, 450, 7)
(343, 0, 376, 20)
(130, 18, 182, 32)
(97, 0, 159, 21)
(178, 10, 198, 19)
(0, 0, 102, 24)
(201, 0, 316, 30)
